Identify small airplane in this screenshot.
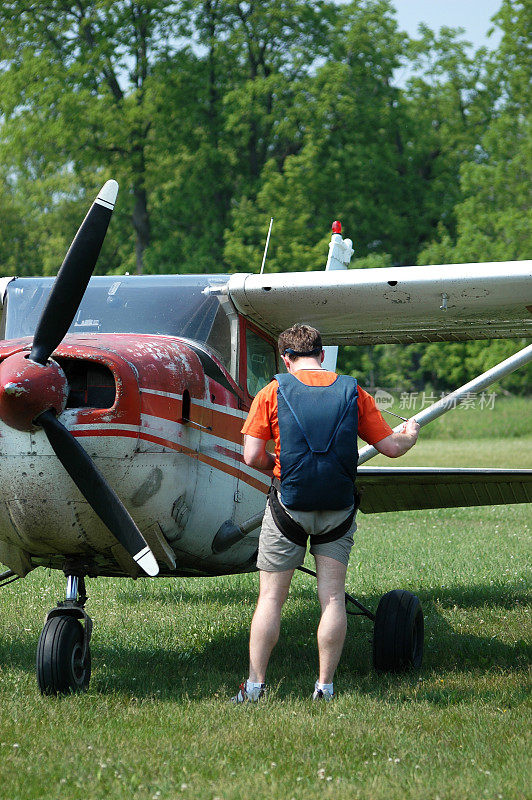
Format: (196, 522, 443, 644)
(0, 181, 531, 694)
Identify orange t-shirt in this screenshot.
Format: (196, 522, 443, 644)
(241, 370, 393, 479)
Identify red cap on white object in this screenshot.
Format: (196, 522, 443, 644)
(332, 220, 342, 234)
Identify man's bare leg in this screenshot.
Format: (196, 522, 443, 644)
(315, 554, 348, 684)
(248, 568, 294, 683)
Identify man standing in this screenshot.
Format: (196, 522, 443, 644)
(232, 323, 420, 702)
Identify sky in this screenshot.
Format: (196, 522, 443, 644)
(391, 0, 503, 49)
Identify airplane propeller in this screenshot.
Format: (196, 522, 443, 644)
(30, 181, 119, 366)
(0, 181, 159, 577)
(37, 410, 158, 576)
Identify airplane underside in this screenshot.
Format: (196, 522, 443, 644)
(0, 438, 262, 579)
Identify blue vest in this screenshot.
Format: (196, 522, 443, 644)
(275, 373, 358, 511)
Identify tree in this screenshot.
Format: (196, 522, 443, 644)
(0, 1, 188, 274)
(224, 0, 411, 272)
(418, 0, 531, 264)
(403, 23, 492, 256)
(413, 0, 531, 397)
(177, 0, 337, 273)
(195, 0, 335, 189)
(0, 174, 40, 277)
(223, 0, 490, 273)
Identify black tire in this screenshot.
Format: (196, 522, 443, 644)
(36, 615, 91, 695)
(372, 589, 424, 672)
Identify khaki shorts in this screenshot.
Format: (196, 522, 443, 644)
(256, 496, 357, 572)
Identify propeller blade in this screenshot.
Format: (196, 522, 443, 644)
(37, 409, 159, 577)
(30, 180, 119, 365)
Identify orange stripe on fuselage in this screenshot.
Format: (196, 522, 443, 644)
(138, 432, 268, 492)
(140, 391, 179, 421)
(72, 427, 268, 493)
(210, 407, 245, 445)
(141, 392, 245, 446)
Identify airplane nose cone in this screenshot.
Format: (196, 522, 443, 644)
(0, 351, 69, 431)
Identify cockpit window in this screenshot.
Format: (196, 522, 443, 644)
(3, 275, 233, 370)
(246, 328, 277, 396)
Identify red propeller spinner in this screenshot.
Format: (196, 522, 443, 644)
(0, 352, 68, 432)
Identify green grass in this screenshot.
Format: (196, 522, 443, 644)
(370, 436, 532, 469)
(368, 395, 532, 469)
(0, 434, 531, 800)
(407, 396, 532, 441)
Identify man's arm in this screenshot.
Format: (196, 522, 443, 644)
(373, 418, 420, 458)
(243, 434, 275, 473)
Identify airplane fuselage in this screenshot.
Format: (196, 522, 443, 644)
(0, 327, 271, 578)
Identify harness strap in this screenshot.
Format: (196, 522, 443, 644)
(267, 484, 359, 548)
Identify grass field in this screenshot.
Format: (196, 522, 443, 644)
(0, 400, 530, 800)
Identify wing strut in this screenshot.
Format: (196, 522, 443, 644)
(359, 343, 532, 465)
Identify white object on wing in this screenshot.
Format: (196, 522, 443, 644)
(322, 227, 354, 371)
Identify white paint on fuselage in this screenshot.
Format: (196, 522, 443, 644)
(0, 406, 267, 573)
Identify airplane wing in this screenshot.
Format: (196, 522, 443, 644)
(226, 261, 532, 344)
(357, 467, 532, 513)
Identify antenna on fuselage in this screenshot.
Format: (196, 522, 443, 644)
(260, 217, 274, 274)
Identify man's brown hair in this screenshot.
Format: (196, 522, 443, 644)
(278, 323, 322, 359)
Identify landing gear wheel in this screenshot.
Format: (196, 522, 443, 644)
(372, 589, 424, 672)
(36, 615, 91, 695)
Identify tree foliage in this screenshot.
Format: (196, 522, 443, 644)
(0, 0, 187, 273)
(418, 0, 531, 265)
(0, 0, 529, 392)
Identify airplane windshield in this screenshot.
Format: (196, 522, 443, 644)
(2, 275, 233, 370)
